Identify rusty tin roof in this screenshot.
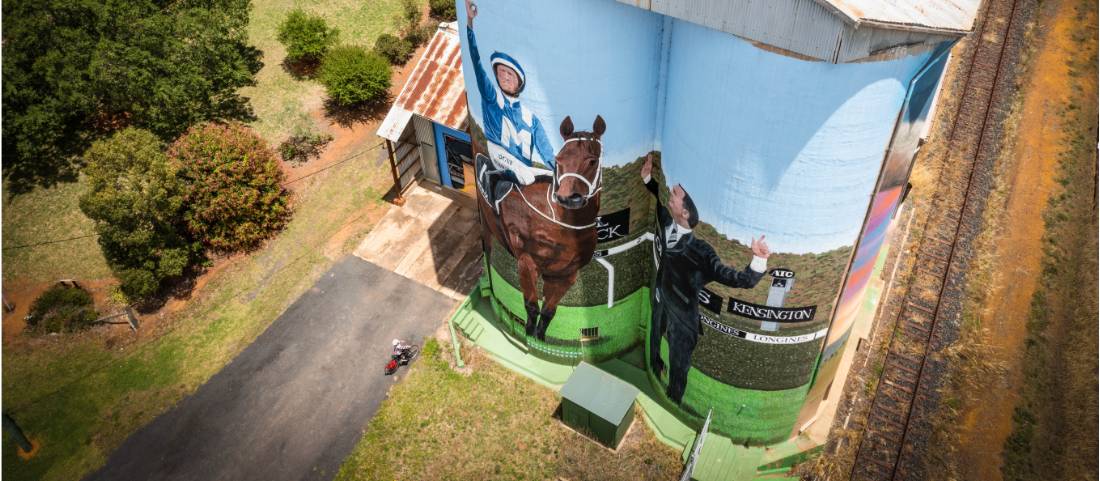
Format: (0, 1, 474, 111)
(378, 22, 468, 142)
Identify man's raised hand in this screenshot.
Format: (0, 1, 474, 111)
(751, 235, 771, 259)
(466, 0, 478, 25)
(641, 154, 653, 180)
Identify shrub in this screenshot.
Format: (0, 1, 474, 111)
(279, 132, 333, 164)
(277, 9, 339, 64)
(318, 46, 392, 107)
(79, 128, 195, 299)
(375, 33, 414, 64)
(27, 285, 97, 334)
(169, 123, 291, 252)
(402, 0, 421, 25)
(429, 0, 456, 20)
(404, 22, 436, 48)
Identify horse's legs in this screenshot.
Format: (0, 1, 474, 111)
(516, 254, 540, 338)
(537, 271, 578, 341)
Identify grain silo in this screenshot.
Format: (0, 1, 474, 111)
(457, 0, 977, 443)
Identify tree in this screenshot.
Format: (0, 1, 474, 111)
(169, 123, 291, 252)
(318, 46, 392, 107)
(79, 128, 195, 299)
(2, 0, 262, 194)
(277, 8, 340, 64)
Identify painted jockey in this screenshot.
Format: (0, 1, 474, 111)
(465, 0, 555, 210)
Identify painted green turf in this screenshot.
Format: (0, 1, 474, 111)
(489, 260, 813, 442)
(487, 266, 647, 362)
(648, 330, 813, 444)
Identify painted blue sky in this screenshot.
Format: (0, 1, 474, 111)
(659, 21, 932, 254)
(458, 0, 939, 254)
(457, 0, 661, 167)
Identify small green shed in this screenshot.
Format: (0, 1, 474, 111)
(559, 362, 640, 449)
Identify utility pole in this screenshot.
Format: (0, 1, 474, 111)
(3, 412, 38, 459)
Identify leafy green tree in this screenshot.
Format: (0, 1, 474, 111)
(277, 8, 339, 64)
(318, 46, 392, 107)
(2, 0, 262, 194)
(169, 123, 291, 252)
(79, 128, 195, 299)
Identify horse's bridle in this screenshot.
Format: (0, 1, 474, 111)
(550, 136, 603, 205)
(514, 135, 603, 230)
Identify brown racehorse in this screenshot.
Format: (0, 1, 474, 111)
(478, 115, 606, 341)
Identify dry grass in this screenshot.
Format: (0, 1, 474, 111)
(334, 340, 684, 481)
(240, 0, 410, 144)
(2, 178, 112, 283)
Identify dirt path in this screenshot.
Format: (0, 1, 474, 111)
(954, 0, 1079, 478)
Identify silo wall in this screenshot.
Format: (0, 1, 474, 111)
(457, 0, 947, 443)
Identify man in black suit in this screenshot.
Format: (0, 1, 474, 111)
(641, 155, 771, 404)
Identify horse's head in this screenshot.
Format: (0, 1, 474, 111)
(553, 115, 606, 210)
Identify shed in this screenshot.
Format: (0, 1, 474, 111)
(559, 362, 640, 449)
(377, 21, 472, 203)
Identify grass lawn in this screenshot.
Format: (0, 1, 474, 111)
(241, 0, 409, 144)
(334, 339, 684, 481)
(2, 179, 111, 284)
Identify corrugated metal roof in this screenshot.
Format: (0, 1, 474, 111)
(815, 0, 980, 33)
(377, 22, 468, 142)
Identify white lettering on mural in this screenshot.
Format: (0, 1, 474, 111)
(726, 298, 816, 322)
(699, 314, 827, 345)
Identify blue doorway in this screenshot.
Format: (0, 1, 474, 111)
(434, 123, 473, 192)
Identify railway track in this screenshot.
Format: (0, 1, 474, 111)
(848, 0, 1034, 479)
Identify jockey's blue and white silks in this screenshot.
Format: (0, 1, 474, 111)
(468, 26, 555, 173)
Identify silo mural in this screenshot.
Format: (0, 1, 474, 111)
(460, 0, 663, 363)
(458, 0, 954, 443)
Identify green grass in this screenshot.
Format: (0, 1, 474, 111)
(334, 339, 683, 481)
(241, 0, 411, 143)
(2, 179, 111, 283)
(1, 143, 392, 481)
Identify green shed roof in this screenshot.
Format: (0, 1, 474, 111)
(559, 362, 640, 424)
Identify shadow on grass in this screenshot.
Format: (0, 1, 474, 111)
(3, 160, 83, 199)
(322, 97, 390, 128)
(281, 57, 320, 80)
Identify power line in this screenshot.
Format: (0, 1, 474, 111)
(281, 141, 386, 186)
(2, 233, 98, 251)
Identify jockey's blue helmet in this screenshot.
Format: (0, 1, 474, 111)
(489, 52, 525, 94)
